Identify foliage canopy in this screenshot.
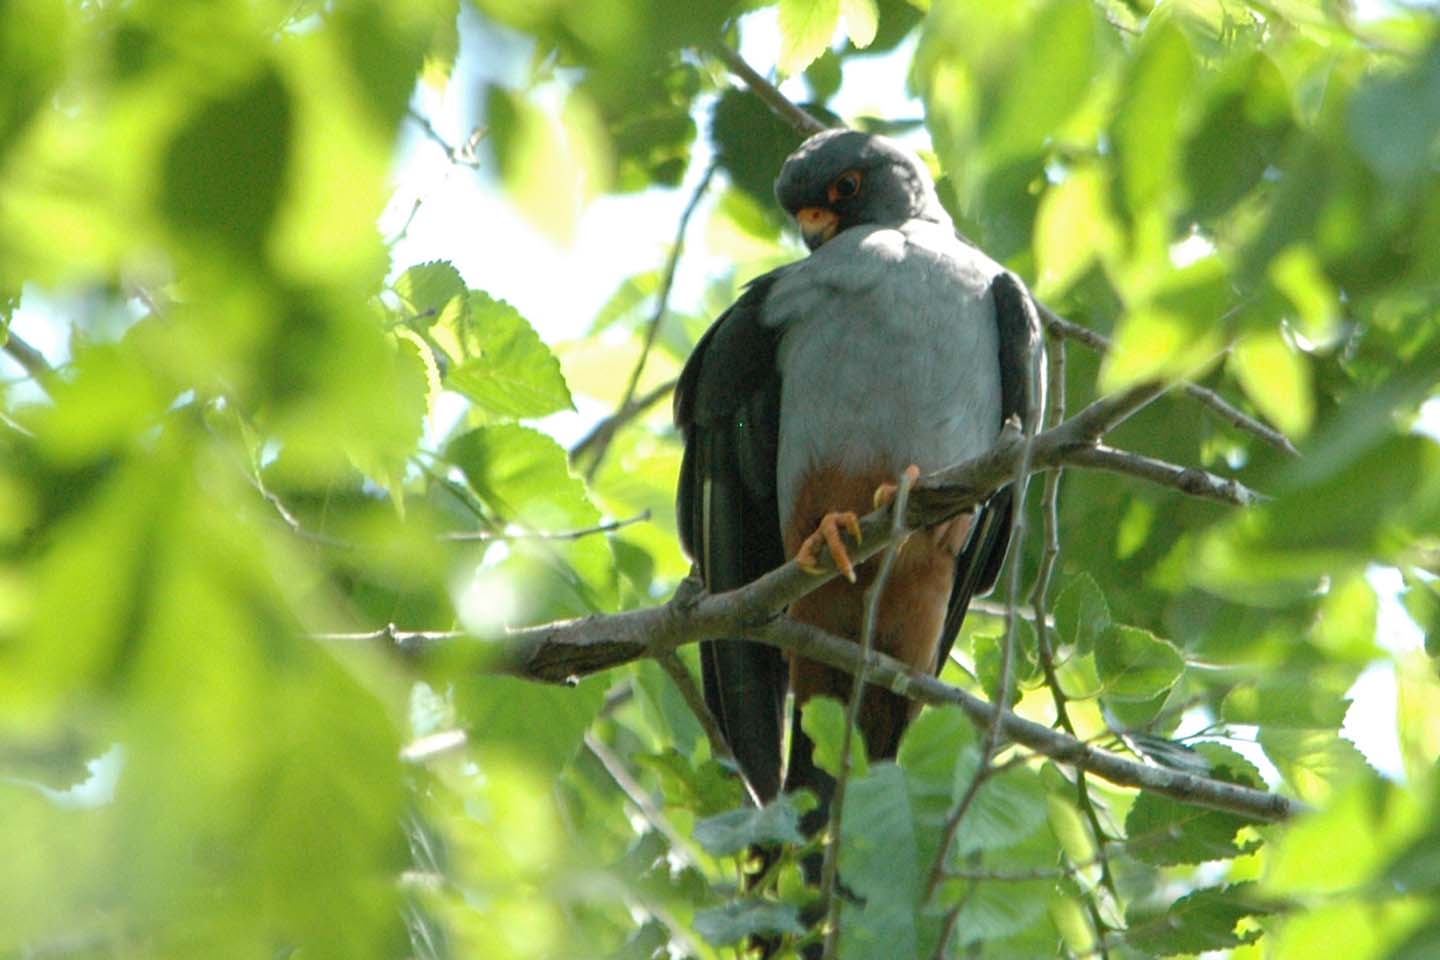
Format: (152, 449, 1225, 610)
(3, 0, 1440, 958)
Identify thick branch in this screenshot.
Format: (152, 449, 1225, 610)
(756, 618, 1299, 822)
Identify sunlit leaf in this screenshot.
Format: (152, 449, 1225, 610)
(778, 0, 842, 76)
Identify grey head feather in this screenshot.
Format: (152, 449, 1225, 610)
(773, 129, 951, 236)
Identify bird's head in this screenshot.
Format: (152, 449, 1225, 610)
(773, 129, 949, 251)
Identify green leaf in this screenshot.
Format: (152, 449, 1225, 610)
(1403, 574, 1440, 659)
(801, 695, 868, 779)
(1182, 52, 1293, 221)
(162, 66, 292, 258)
(444, 292, 574, 419)
(394, 260, 467, 323)
(778, 0, 841, 76)
(694, 900, 804, 946)
(954, 764, 1049, 856)
(1126, 883, 1269, 956)
(837, 764, 920, 959)
(1125, 745, 1264, 866)
(898, 705, 976, 794)
(455, 676, 605, 779)
(1221, 680, 1351, 729)
(632, 751, 743, 818)
(447, 424, 595, 529)
(1266, 776, 1427, 896)
(1095, 624, 1184, 701)
(1230, 329, 1314, 439)
(1034, 165, 1122, 297)
(693, 798, 805, 857)
(1260, 729, 1374, 804)
(840, 0, 879, 48)
(1347, 45, 1440, 186)
(1112, 22, 1194, 221)
(1052, 573, 1111, 654)
(983, 0, 1099, 164)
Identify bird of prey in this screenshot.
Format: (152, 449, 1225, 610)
(674, 129, 1041, 814)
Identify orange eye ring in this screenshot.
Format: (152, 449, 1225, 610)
(828, 170, 862, 203)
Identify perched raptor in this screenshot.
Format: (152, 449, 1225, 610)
(675, 129, 1041, 812)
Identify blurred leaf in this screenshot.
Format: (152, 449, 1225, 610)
(1260, 728, 1374, 804)
(778, 0, 841, 76)
(1222, 679, 1350, 729)
(1403, 574, 1440, 659)
(1231, 329, 1314, 438)
(840, 0, 879, 49)
(800, 694, 868, 779)
(1267, 775, 1429, 896)
(1034, 165, 1122, 297)
(1112, 22, 1194, 224)
(694, 899, 804, 945)
(1182, 52, 1293, 221)
(162, 66, 292, 260)
(485, 85, 611, 243)
(1347, 44, 1440, 187)
(693, 798, 804, 856)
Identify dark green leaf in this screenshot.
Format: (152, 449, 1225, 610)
(1126, 883, 1269, 956)
(1095, 624, 1184, 701)
(694, 899, 804, 946)
(1052, 573, 1111, 654)
(693, 799, 805, 857)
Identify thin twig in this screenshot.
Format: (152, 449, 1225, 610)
(569, 377, 678, 465)
(579, 162, 716, 480)
(439, 510, 652, 542)
(821, 468, 915, 960)
(1039, 304, 1298, 457)
(406, 108, 482, 168)
(584, 731, 704, 869)
(926, 329, 1043, 933)
(1066, 446, 1265, 506)
(583, 733, 708, 958)
(707, 43, 831, 137)
(655, 650, 742, 779)
(2, 329, 54, 392)
(1026, 341, 1116, 957)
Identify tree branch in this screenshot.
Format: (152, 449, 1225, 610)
(708, 42, 831, 137)
(576, 161, 716, 479)
(1038, 304, 1299, 457)
(2, 329, 55, 393)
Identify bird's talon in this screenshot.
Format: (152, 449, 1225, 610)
(873, 464, 921, 510)
(797, 511, 861, 583)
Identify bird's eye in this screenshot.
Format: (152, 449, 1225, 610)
(832, 170, 862, 200)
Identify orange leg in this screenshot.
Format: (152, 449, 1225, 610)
(795, 511, 862, 582)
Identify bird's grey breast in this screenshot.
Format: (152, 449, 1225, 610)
(766, 221, 1004, 530)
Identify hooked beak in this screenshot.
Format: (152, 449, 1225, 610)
(795, 206, 840, 250)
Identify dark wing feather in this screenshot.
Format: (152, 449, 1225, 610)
(934, 271, 1043, 673)
(675, 270, 789, 802)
